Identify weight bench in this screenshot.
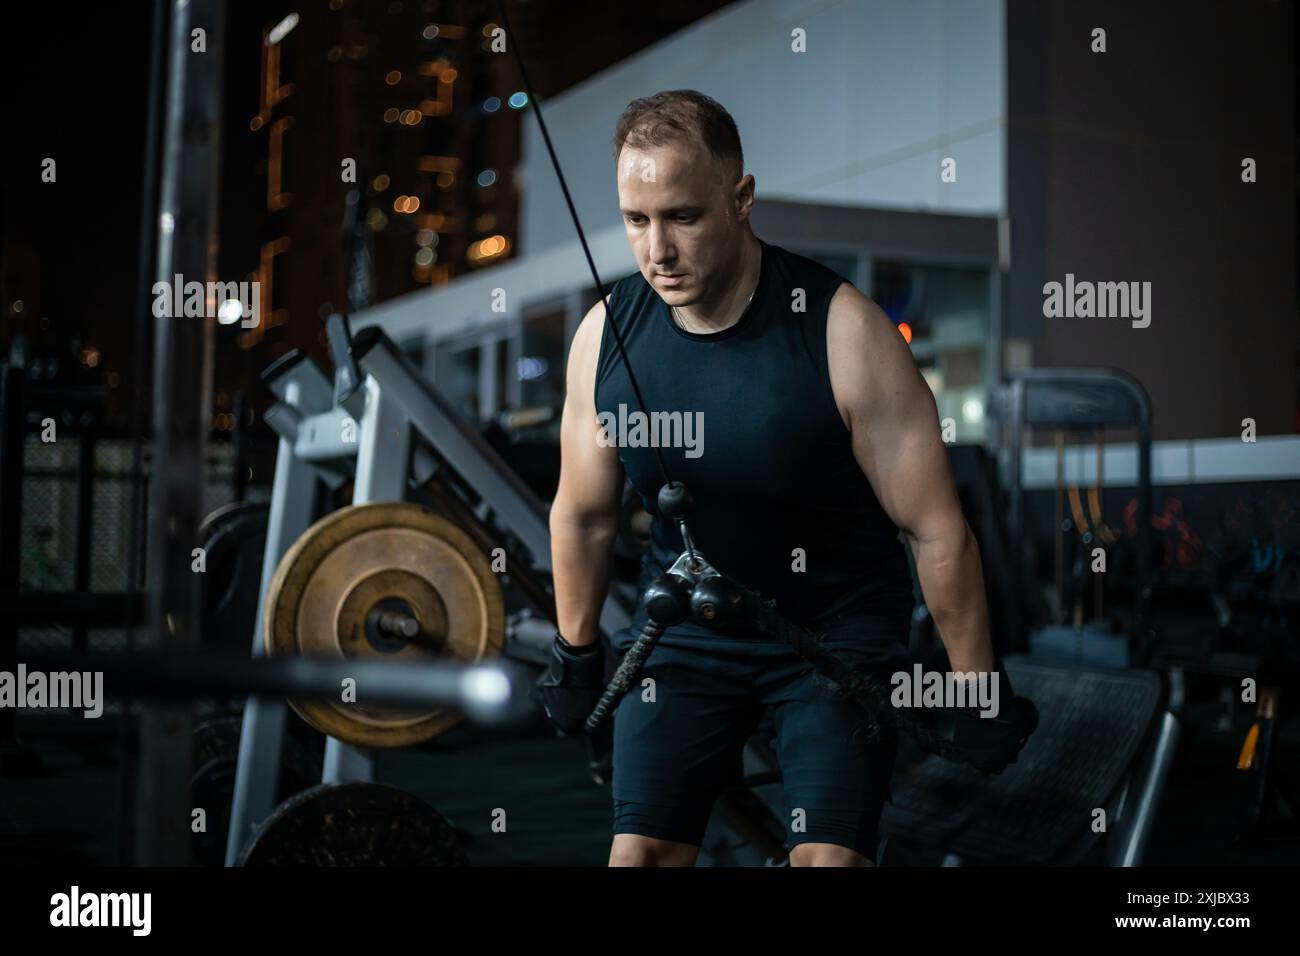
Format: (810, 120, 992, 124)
(688, 657, 1178, 866)
(879, 657, 1178, 865)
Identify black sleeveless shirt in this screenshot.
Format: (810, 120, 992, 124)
(595, 238, 914, 631)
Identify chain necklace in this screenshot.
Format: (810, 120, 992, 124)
(671, 274, 758, 334)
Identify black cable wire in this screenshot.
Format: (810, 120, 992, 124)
(492, 0, 672, 492)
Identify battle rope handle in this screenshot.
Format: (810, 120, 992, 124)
(584, 620, 665, 734)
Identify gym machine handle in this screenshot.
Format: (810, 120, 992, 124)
(583, 619, 665, 734)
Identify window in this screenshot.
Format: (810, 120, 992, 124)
(434, 343, 481, 422)
(801, 251, 858, 283)
(519, 305, 566, 440)
(871, 261, 992, 443)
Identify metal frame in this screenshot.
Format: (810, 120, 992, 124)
(321, 374, 411, 784)
(224, 322, 632, 865)
(224, 356, 331, 865)
(1001, 366, 1154, 642)
(994, 366, 1169, 866)
(1106, 711, 1181, 866)
(431, 322, 518, 423)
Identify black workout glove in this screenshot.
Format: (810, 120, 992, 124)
(931, 663, 1039, 774)
(534, 632, 605, 737)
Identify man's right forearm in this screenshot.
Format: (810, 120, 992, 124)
(550, 506, 619, 647)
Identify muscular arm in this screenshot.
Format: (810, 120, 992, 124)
(826, 284, 995, 675)
(550, 300, 624, 648)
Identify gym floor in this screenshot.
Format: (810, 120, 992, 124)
(2, 685, 1294, 866)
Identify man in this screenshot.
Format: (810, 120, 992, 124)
(541, 90, 1015, 867)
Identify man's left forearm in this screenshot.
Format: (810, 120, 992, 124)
(906, 518, 996, 675)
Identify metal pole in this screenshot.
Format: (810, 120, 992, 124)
(136, 0, 226, 866)
(26, 652, 532, 726)
(118, 0, 172, 865)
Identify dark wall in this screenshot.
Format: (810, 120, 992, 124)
(1006, 0, 1296, 440)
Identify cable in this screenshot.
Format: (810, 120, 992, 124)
(493, 0, 672, 492)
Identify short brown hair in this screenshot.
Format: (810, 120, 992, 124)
(612, 90, 743, 184)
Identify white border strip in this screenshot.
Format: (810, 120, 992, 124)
(1019, 434, 1300, 488)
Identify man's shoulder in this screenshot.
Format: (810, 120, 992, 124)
(826, 282, 898, 355)
(578, 270, 650, 324)
(825, 279, 921, 417)
(763, 241, 853, 296)
(609, 269, 653, 307)
(827, 279, 875, 319)
(575, 270, 657, 381)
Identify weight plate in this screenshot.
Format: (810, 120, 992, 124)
(263, 502, 505, 748)
(238, 781, 468, 866)
(199, 501, 270, 654)
(190, 713, 322, 866)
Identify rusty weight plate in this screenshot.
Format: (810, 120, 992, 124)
(237, 782, 468, 866)
(263, 502, 505, 748)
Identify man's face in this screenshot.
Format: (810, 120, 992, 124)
(616, 140, 750, 306)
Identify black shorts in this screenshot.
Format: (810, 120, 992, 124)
(609, 605, 914, 861)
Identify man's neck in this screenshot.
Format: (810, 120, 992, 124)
(673, 233, 761, 333)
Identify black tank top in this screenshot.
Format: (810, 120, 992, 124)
(595, 238, 915, 630)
